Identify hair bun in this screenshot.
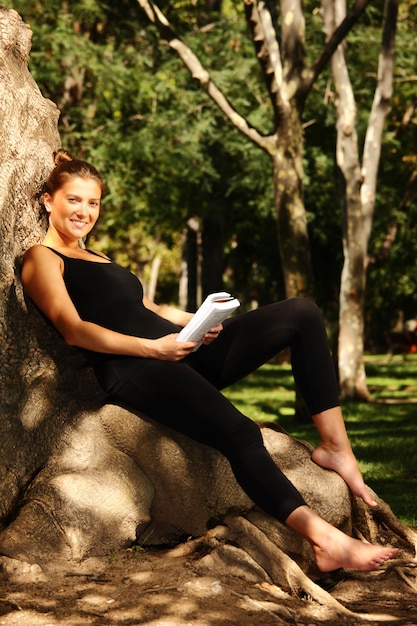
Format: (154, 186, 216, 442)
(53, 148, 74, 166)
(44, 150, 104, 197)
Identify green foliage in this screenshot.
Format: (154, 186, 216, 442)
(3, 1, 417, 327)
(302, 3, 417, 344)
(5, 0, 278, 303)
(364, 1, 417, 347)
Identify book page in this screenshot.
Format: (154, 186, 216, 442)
(177, 292, 240, 345)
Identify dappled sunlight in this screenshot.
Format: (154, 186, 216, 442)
(1, 537, 416, 625)
(51, 472, 143, 517)
(224, 364, 296, 422)
(364, 355, 417, 401)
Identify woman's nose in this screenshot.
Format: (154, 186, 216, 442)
(75, 203, 89, 215)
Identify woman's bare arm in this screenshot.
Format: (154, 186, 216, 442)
(143, 295, 194, 327)
(21, 246, 197, 361)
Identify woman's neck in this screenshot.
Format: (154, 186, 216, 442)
(42, 232, 81, 251)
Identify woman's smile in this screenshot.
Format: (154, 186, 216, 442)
(44, 177, 102, 244)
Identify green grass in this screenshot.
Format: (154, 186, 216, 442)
(223, 354, 417, 526)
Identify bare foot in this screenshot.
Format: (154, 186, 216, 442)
(311, 442, 377, 508)
(286, 505, 399, 573)
(313, 531, 399, 572)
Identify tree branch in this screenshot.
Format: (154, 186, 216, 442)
(396, 95, 417, 136)
(280, 0, 306, 88)
(136, 0, 275, 153)
(243, 0, 284, 120)
(361, 0, 399, 241)
(299, 0, 372, 100)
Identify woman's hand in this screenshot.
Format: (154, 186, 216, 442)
(201, 323, 223, 346)
(151, 334, 197, 361)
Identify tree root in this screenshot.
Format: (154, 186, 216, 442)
(173, 511, 417, 623)
(393, 562, 417, 591)
(352, 492, 417, 556)
(206, 515, 356, 616)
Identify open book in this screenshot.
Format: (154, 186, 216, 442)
(177, 291, 240, 347)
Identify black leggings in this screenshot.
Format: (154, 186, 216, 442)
(109, 298, 340, 522)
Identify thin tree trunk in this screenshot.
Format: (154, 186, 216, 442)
(202, 214, 225, 297)
(323, 0, 398, 399)
(146, 254, 162, 302)
(185, 217, 202, 311)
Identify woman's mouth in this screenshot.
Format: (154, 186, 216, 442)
(70, 219, 87, 228)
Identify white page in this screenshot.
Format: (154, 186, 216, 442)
(177, 292, 240, 345)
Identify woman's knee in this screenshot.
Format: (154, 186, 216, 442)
(222, 416, 264, 453)
(287, 297, 323, 329)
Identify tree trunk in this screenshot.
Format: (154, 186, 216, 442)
(202, 214, 225, 297)
(270, 118, 314, 300)
(0, 6, 61, 517)
(146, 254, 161, 302)
(184, 217, 201, 310)
(323, 0, 398, 399)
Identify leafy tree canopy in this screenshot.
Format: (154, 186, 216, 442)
(4, 0, 417, 343)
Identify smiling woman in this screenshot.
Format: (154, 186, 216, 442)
(42, 149, 103, 249)
(44, 178, 101, 241)
(20, 149, 400, 575)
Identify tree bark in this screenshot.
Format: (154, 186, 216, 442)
(0, 6, 61, 516)
(323, 0, 398, 399)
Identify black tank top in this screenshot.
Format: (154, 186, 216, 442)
(46, 247, 180, 392)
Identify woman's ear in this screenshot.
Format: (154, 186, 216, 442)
(43, 193, 52, 212)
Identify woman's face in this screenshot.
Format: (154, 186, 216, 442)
(44, 176, 102, 243)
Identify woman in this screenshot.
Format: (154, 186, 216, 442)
(22, 149, 398, 573)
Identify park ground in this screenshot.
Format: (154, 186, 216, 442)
(1, 541, 417, 625)
(1, 354, 417, 625)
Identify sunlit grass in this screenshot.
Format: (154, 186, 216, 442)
(224, 363, 296, 422)
(223, 355, 417, 526)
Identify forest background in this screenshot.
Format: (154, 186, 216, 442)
(4, 0, 417, 363)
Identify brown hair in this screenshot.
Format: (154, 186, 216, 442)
(44, 149, 104, 197)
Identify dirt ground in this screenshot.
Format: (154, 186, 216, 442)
(1, 543, 416, 626)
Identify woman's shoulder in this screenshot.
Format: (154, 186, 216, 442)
(23, 244, 47, 260)
(23, 245, 110, 266)
(21, 245, 64, 280)
(23, 244, 57, 263)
